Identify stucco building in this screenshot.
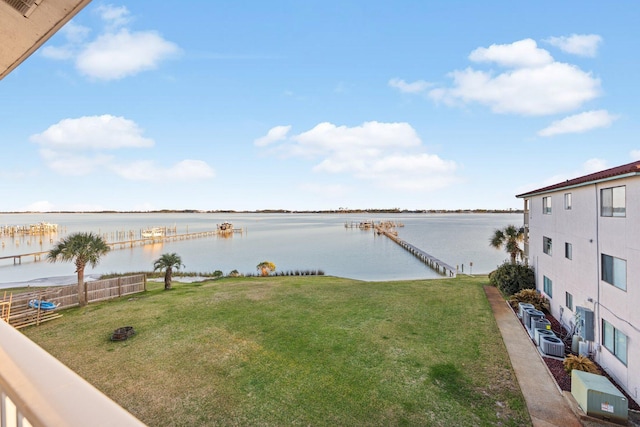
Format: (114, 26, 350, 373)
(517, 160, 640, 406)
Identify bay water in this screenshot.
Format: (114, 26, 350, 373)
(0, 212, 522, 287)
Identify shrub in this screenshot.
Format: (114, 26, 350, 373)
(508, 289, 550, 312)
(489, 262, 535, 296)
(563, 354, 601, 375)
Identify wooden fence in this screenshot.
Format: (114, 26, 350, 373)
(4, 274, 146, 329)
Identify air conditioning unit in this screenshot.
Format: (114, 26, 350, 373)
(540, 335, 565, 357)
(518, 302, 535, 319)
(534, 328, 556, 345)
(529, 317, 551, 338)
(523, 308, 544, 332)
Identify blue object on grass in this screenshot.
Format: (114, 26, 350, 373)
(28, 299, 58, 310)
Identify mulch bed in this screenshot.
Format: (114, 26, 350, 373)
(509, 303, 640, 412)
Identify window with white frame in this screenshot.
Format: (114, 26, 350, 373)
(601, 254, 627, 290)
(565, 292, 573, 310)
(601, 186, 625, 217)
(603, 319, 627, 365)
(565, 242, 572, 260)
(543, 276, 553, 297)
(543, 196, 552, 214)
(543, 236, 552, 255)
(564, 193, 572, 210)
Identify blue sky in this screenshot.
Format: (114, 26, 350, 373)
(1, 1, 639, 212)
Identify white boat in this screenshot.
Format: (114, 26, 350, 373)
(141, 227, 164, 238)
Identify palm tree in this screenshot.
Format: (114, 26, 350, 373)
(47, 232, 111, 307)
(490, 225, 524, 264)
(256, 261, 276, 276)
(153, 253, 184, 290)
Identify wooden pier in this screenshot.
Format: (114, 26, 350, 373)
(374, 224, 456, 277)
(0, 229, 226, 266)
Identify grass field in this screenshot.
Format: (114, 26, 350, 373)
(23, 275, 530, 426)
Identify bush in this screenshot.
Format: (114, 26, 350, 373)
(508, 289, 550, 312)
(489, 262, 535, 296)
(563, 354, 601, 375)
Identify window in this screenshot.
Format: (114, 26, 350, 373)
(564, 193, 572, 210)
(543, 196, 552, 214)
(603, 319, 627, 365)
(601, 186, 625, 217)
(543, 236, 552, 255)
(565, 292, 573, 310)
(543, 276, 553, 297)
(601, 254, 627, 290)
(565, 242, 572, 260)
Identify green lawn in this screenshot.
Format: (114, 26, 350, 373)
(23, 275, 530, 427)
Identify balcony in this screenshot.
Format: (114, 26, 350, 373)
(0, 320, 145, 427)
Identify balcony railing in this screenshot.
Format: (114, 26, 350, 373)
(0, 320, 145, 427)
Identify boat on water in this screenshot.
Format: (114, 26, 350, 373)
(217, 222, 233, 232)
(141, 227, 164, 238)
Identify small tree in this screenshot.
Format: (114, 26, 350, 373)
(490, 225, 525, 264)
(48, 232, 111, 307)
(153, 253, 184, 290)
(489, 262, 535, 296)
(256, 261, 276, 276)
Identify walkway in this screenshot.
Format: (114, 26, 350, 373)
(484, 286, 582, 427)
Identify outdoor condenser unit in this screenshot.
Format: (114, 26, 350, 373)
(530, 318, 551, 338)
(534, 328, 556, 346)
(571, 370, 628, 424)
(576, 306, 594, 341)
(523, 308, 544, 332)
(539, 335, 565, 357)
(518, 302, 534, 319)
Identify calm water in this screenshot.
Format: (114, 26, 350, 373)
(0, 212, 522, 287)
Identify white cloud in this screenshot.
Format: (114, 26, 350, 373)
(254, 125, 291, 147)
(388, 78, 431, 94)
(255, 121, 458, 192)
(538, 110, 617, 137)
(545, 34, 602, 57)
(111, 159, 215, 181)
(468, 38, 553, 68)
(96, 4, 131, 30)
(31, 115, 154, 149)
(76, 29, 180, 80)
(31, 115, 214, 181)
(43, 5, 180, 80)
(427, 38, 601, 116)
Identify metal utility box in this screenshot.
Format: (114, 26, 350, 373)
(571, 370, 628, 425)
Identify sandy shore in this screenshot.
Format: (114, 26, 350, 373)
(0, 274, 101, 290)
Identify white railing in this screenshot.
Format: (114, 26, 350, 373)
(0, 320, 146, 427)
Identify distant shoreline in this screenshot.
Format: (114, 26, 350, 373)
(0, 209, 523, 214)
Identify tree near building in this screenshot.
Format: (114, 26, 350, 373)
(153, 253, 184, 290)
(489, 225, 524, 264)
(47, 232, 111, 307)
(257, 261, 276, 276)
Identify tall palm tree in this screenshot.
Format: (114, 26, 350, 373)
(153, 253, 184, 290)
(47, 232, 111, 306)
(256, 261, 276, 276)
(490, 225, 524, 264)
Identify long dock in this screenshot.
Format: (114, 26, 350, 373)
(0, 229, 224, 266)
(374, 224, 456, 277)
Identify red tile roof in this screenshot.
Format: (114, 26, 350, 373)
(517, 160, 640, 198)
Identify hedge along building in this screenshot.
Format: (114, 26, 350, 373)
(517, 160, 640, 406)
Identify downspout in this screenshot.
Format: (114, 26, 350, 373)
(594, 183, 600, 358)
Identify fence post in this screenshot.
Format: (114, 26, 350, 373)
(118, 277, 122, 297)
(143, 274, 147, 291)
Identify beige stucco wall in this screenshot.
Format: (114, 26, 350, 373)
(0, 0, 91, 79)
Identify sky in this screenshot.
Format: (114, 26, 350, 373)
(1, 1, 640, 212)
